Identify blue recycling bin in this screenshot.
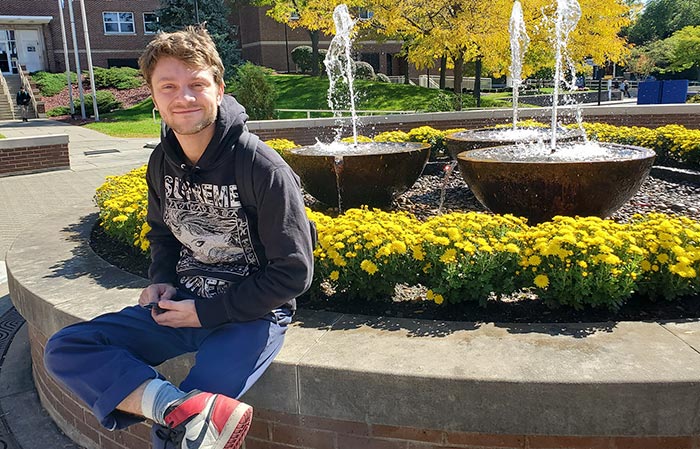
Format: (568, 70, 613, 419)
(637, 79, 689, 104)
(661, 79, 689, 104)
(637, 81, 662, 104)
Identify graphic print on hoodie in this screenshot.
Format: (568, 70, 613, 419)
(147, 94, 315, 326)
(162, 174, 259, 298)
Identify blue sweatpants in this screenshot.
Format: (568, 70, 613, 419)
(44, 304, 292, 430)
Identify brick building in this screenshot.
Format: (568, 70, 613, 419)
(231, 5, 418, 79)
(0, 1, 419, 79)
(0, 0, 159, 75)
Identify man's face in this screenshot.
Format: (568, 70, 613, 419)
(150, 56, 224, 136)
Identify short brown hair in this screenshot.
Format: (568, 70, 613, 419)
(139, 25, 225, 87)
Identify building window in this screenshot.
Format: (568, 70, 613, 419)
(358, 8, 374, 20)
(103, 12, 135, 34)
(143, 13, 159, 34)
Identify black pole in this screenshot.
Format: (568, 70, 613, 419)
(597, 78, 602, 105)
(284, 23, 290, 73)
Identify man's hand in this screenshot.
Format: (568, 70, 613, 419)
(138, 283, 177, 307)
(152, 299, 202, 328)
(139, 284, 201, 327)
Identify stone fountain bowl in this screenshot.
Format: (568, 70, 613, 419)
(456, 142, 656, 224)
(445, 127, 583, 160)
(285, 142, 431, 209)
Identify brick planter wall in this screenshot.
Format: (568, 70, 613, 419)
(26, 322, 700, 449)
(0, 135, 69, 177)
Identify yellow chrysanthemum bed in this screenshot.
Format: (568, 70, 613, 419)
(94, 129, 700, 311)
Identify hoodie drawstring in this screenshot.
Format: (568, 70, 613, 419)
(181, 163, 201, 188)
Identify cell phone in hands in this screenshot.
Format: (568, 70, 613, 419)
(143, 302, 166, 315)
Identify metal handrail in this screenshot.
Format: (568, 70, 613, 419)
(275, 108, 416, 119)
(0, 72, 15, 120)
(15, 59, 38, 118)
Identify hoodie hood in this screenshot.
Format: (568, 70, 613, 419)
(160, 95, 249, 174)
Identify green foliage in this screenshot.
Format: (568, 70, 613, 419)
(664, 26, 700, 73)
(291, 46, 327, 75)
(48, 91, 122, 117)
(422, 91, 458, 112)
(228, 63, 278, 120)
(626, 0, 700, 45)
(375, 73, 391, 83)
(91, 67, 143, 90)
(688, 94, 700, 103)
(31, 71, 77, 97)
(85, 91, 122, 115)
(46, 105, 71, 117)
(354, 61, 376, 80)
(156, 0, 242, 76)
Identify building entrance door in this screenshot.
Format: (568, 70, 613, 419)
(17, 30, 43, 73)
(0, 30, 14, 74)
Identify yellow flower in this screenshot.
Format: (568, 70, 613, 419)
(434, 294, 445, 305)
(528, 255, 542, 266)
(391, 241, 407, 254)
(360, 259, 378, 275)
(534, 274, 550, 288)
(329, 270, 340, 281)
(440, 248, 457, 264)
(505, 243, 520, 254)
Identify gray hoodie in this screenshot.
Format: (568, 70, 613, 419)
(145, 95, 314, 327)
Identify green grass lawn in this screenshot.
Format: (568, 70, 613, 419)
(268, 74, 460, 119)
(83, 74, 511, 137)
(84, 98, 161, 138)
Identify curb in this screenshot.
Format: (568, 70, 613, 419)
(651, 165, 700, 185)
(0, 289, 82, 449)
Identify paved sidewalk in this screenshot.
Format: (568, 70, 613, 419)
(0, 118, 156, 449)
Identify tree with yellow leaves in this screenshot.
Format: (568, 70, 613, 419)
(369, 0, 631, 107)
(255, 0, 369, 75)
(370, 0, 511, 108)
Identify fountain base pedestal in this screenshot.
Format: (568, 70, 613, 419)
(456, 143, 656, 223)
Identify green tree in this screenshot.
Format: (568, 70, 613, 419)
(625, 26, 700, 80)
(228, 62, 278, 119)
(665, 26, 700, 76)
(156, 0, 242, 75)
(626, 0, 700, 45)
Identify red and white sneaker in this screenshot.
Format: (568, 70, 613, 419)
(162, 390, 253, 449)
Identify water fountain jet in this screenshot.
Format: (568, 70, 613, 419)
(284, 4, 430, 210)
(446, 0, 656, 223)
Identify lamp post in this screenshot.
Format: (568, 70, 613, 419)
(56, 0, 75, 116)
(78, 0, 99, 121)
(194, 0, 200, 24)
(284, 22, 290, 73)
(66, 0, 86, 118)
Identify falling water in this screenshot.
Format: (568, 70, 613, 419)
(437, 161, 459, 214)
(324, 4, 359, 145)
(550, 0, 581, 151)
(334, 156, 345, 212)
(509, 0, 530, 129)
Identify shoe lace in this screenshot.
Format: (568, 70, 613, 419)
(155, 426, 186, 449)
